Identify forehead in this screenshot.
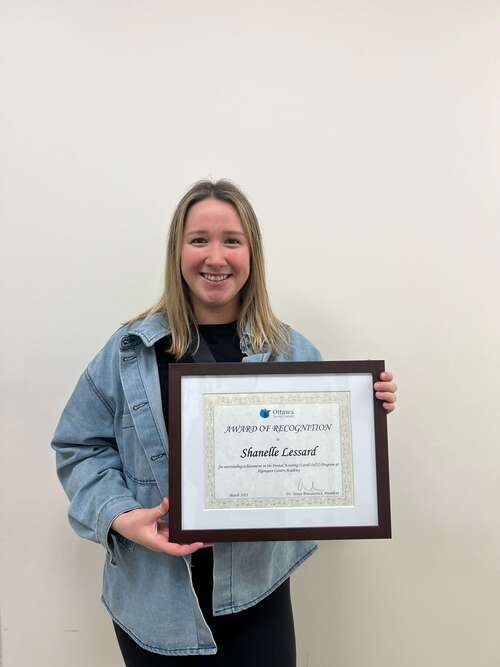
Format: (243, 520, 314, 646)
(184, 198, 243, 232)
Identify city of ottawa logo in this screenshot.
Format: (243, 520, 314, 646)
(259, 408, 270, 418)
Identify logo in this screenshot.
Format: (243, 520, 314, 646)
(259, 407, 295, 418)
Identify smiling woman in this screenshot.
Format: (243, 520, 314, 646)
(127, 179, 292, 362)
(51, 178, 398, 666)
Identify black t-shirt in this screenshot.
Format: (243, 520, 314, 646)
(154, 321, 243, 619)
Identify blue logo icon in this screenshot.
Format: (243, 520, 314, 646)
(259, 408, 270, 418)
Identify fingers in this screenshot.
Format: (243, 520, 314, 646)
(163, 541, 206, 557)
(374, 371, 397, 414)
(167, 540, 214, 555)
(374, 381, 397, 392)
(375, 391, 397, 403)
(149, 523, 214, 556)
(169, 543, 204, 556)
(179, 542, 214, 553)
(374, 369, 397, 395)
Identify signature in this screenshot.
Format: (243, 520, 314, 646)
(296, 478, 325, 493)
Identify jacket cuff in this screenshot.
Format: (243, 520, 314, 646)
(96, 494, 143, 561)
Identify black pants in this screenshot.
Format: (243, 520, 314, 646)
(113, 549, 296, 666)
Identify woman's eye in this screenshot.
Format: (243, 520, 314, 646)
(189, 237, 241, 246)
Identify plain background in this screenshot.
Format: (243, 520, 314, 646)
(1, 2, 499, 666)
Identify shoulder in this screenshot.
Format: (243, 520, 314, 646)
(82, 324, 133, 410)
(86, 324, 130, 374)
(86, 312, 168, 373)
(279, 326, 322, 362)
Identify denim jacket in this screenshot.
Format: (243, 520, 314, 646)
(51, 313, 322, 657)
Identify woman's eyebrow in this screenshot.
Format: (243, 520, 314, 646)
(185, 229, 245, 236)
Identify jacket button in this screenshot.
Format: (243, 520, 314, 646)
(120, 336, 131, 350)
(120, 335, 139, 350)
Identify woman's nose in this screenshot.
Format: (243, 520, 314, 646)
(205, 243, 226, 266)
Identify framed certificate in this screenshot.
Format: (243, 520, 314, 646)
(168, 361, 391, 542)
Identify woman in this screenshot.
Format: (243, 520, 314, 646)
(51, 179, 397, 665)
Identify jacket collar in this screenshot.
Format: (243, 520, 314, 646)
(126, 312, 171, 347)
(124, 311, 263, 358)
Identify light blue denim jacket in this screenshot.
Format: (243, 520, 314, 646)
(51, 313, 322, 657)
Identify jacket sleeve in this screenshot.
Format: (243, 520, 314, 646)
(51, 366, 142, 559)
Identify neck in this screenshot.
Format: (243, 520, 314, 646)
(193, 301, 240, 325)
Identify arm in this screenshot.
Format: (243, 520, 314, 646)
(51, 366, 212, 558)
(51, 367, 142, 560)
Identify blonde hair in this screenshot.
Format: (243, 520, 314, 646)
(122, 179, 290, 359)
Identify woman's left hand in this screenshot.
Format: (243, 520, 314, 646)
(374, 371, 397, 414)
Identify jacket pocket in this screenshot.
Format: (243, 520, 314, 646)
(118, 412, 158, 484)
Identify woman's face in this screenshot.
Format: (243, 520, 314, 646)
(181, 198, 251, 323)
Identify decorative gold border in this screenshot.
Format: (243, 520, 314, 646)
(203, 391, 354, 509)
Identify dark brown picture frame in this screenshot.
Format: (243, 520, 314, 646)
(168, 360, 391, 543)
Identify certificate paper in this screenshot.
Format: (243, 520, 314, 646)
(204, 391, 354, 509)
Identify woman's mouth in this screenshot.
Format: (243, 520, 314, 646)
(200, 273, 231, 283)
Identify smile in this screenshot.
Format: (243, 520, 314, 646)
(200, 273, 231, 282)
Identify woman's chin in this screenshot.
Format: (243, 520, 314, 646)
(192, 294, 240, 321)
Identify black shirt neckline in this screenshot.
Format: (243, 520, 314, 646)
(197, 320, 237, 329)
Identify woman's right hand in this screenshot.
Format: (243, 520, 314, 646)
(111, 497, 213, 556)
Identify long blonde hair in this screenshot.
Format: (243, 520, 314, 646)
(122, 179, 290, 359)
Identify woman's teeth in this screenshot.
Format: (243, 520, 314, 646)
(201, 273, 230, 282)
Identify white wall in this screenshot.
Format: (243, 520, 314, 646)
(1, 2, 499, 665)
